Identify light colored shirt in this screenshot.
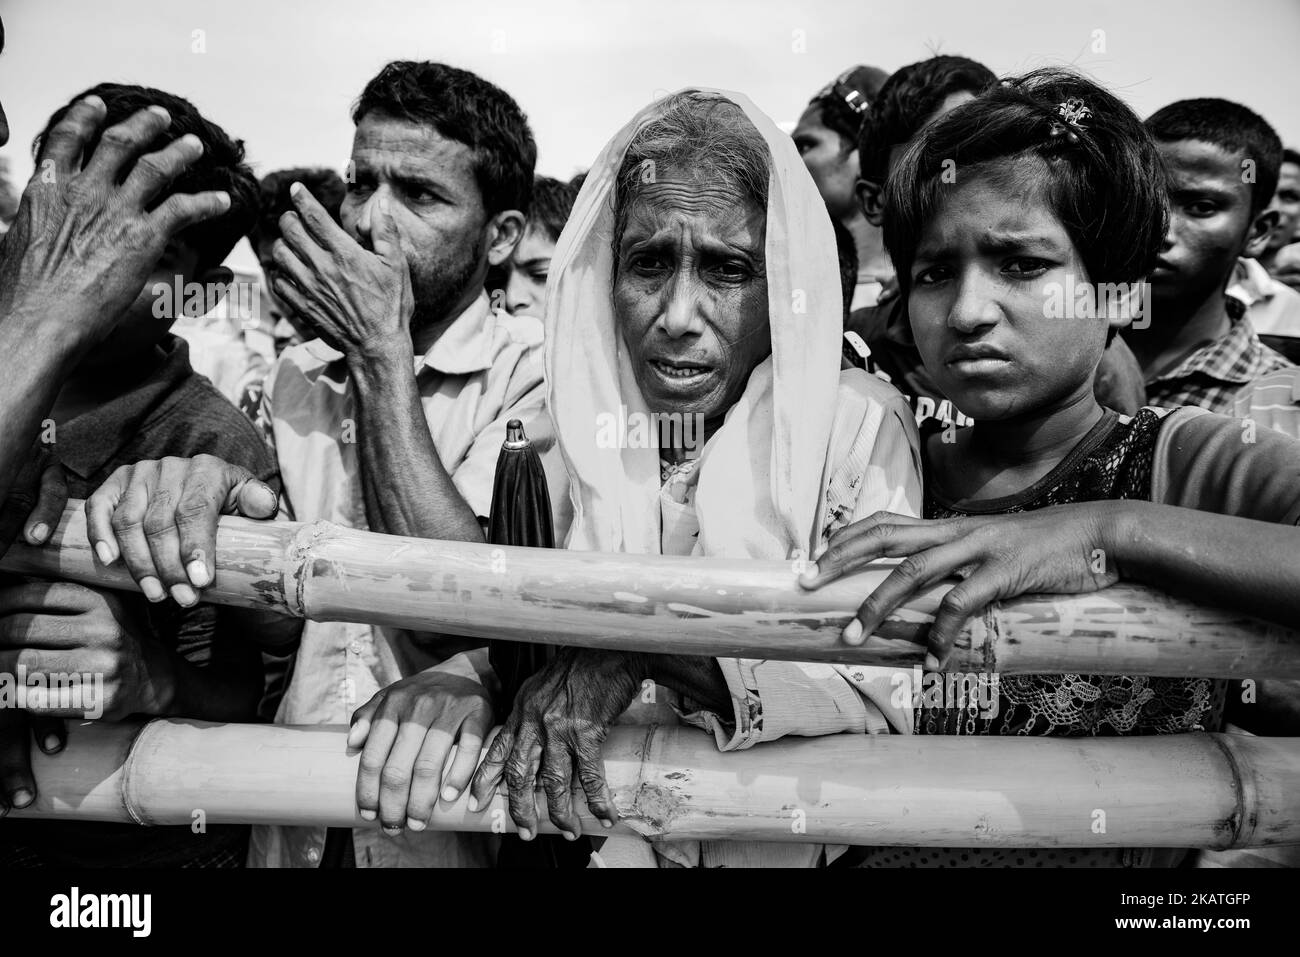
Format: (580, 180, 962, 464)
(1228, 256, 1300, 339)
(1231, 366, 1300, 440)
(247, 292, 554, 868)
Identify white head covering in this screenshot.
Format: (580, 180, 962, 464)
(546, 88, 912, 560)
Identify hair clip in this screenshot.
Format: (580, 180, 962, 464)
(815, 69, 872, 116)
(1049, 97, 1092, 143)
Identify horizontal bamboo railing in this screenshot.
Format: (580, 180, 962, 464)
(2, 503, 1298, 676)
(10, 720, 1300, 848)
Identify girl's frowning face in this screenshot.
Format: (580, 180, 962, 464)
(907, 161, 1114, 421)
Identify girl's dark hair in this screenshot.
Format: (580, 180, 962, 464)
(883, 69, 1169, 296)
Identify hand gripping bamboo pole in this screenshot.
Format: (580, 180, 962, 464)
(3, 502, 1298, 677)
(11, 719, 1300, 848)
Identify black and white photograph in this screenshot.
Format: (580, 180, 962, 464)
(0, 0, 1295, 938)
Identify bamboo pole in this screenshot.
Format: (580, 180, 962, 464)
(2, 502, 1298, 677)
(11, 719, 1300, 849)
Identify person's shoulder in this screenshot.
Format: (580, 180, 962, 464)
(275, 338, 345, 377)
(493, 310, 545, 349)
(844, 299, 898, 344)
(262, 338, 349, 409)
(836, 364, 912, 414)
(832, 366, 920, 453)
(150, 371, 280, 481)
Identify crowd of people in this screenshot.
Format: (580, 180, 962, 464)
(0, 10, 1298, 869)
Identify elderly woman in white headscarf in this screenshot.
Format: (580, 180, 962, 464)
(466, 89, 923, 867)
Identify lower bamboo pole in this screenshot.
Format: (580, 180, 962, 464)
(2, 503, 1298, 677)
(11, 720, 1300, 849)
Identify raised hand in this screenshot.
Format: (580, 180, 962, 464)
(0, 95, 233, 344)
(268, 185, 414, 362)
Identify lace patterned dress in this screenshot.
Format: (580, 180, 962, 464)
(852, 408, 1227, 868)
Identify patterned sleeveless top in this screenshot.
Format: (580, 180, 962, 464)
(848, 408, 1226, 868)
(919, 407, 1226, 738)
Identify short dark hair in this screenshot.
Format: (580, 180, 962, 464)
(858, 55, 997, 184)
(527, 175, 580, 243)
(353, 61, 536, 219)
(808, 65, 890, 154)
(830, 216, 858, 323)
(1282, 146, 1300, 168)
(35, 83, 259, 271)
(1146, 98, 1283, 217)
(884, 69, 1168, 297)
(252, 167, 346, 247)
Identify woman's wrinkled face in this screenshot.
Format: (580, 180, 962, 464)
(613, 170, 769, 424)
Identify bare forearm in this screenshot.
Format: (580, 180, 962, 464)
(632, 652, 731, 714)
(0, 307, 83, 502)
(349, 351, 484, 543)
(1112, 502, 1300, 629)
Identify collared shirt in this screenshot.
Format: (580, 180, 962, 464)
(247, 292, 555, 868)
(1144, 302, 1292, 414)
(2, 335, 278, 867)
(1228, 256, 1300, 339)
(1228, 256, 1300, 364)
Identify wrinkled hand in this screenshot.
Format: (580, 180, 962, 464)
(0, 443, 68, 555)
(470, 648, 638, 841)
(800, 504, 1124, 669)
(269, 185, 413, 361)
(0, 581, 172, 721)
(348, 670, 493, 835)
(0, 95, 232, 341)
(85, 455, 278, 607)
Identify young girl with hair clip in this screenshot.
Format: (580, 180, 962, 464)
(802, 69, 1300, 867)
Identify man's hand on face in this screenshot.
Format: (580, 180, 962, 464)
(469, 648, 637, 841)
(84, 455, 279, 607)
(0, 95, 232, 343)
(269, 185, 414, 363)
(0, 581, 174, 722)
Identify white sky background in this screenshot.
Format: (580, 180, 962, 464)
(3, 0, 1298, 188)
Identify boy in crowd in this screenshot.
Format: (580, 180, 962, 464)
(490, 174, 581, 318)
(793, 65, 893, 309)
(236, 167, 349, 420)
(845, 55, 1148, 422)
(0, 83, 285, 867)
(1128, 99, 1294, 411)
(1259, 147, 1300, 278)
(252, 167, 348, 351)
(1226, 147, 1300, 362)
